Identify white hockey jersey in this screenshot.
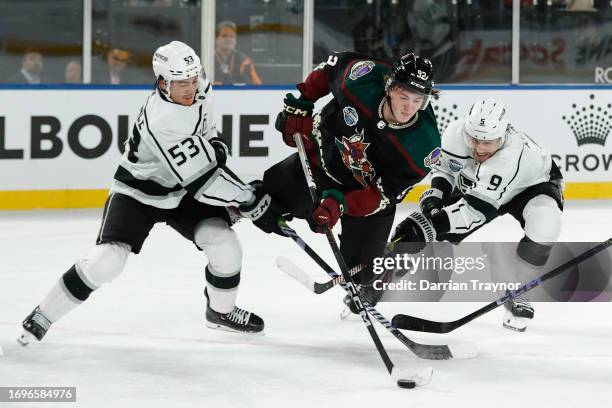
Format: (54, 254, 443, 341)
(430, 119, 560, 235)
(110, 84, 253, 209)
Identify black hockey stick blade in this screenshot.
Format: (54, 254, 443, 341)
(277, 230, 477, 360)
(393, 237, 612, 334)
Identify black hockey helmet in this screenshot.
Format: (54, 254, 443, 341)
(386, 53, 434, 110)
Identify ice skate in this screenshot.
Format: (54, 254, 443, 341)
(503, 297, 534, 332)
(17, 306, 52, 346)
(204, 289, 264, 334)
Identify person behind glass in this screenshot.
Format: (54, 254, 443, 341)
(64, 60, 82, 83)
(92, 46, 134, 84)
(17, 41, 286, 346)
(9, 48, 44, 84)
(214, 21, 262, 85)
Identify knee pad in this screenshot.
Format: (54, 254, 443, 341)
(522, 195, 562, 243)
(195, 217, 242, 276)
(75, 242, 131, 289)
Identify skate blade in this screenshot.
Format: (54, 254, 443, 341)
(503, 314, 529, 332)
(205, 321, 265, 336)
(17, 331, 36, 347)
(339, 306, 362, 321)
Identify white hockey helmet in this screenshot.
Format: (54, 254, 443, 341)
(152, 41, 204, 98)
(463, 98, 509, 144)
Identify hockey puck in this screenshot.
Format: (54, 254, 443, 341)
(397, 379, 416, 389)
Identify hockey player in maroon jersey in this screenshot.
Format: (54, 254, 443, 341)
(265, 52, 442, 311)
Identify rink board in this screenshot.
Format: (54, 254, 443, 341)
(0, 87, 611, 209)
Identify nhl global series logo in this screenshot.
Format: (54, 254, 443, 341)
(562, 94, 611, 147)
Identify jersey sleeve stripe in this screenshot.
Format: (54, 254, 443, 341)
(219, 170, 250, 191)
(143, 107, 184, 182)
(195, 134, 213, 163)
(431, 175, 453, 197)
(184, 166, 220, 197)
(191, 105, 203, 136)
(181, 160, 218, 186)
(442, 149, 471, 160)
(200, 194, 239, 205)
(450, 203, 485, 231)
(114, 165, 182, 196)
(497, 144, 525, 200)
(465, 193, 498, 220)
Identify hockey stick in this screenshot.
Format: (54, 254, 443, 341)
(280, 237, 409, 295)
(275, 243, 477, 361)
(279, 254, 364, 294)
(291, 135, 432, 388)
(392, 237, 612, 334)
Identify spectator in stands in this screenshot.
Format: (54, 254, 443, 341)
(93, 46, 140, 84)
(566, 0, 595, 11)
(214, 21, 262, 85)
(9, 48, 44, 84)
(64, 60, 82, 83)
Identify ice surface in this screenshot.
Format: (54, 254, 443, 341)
(0, 201, 610, 408)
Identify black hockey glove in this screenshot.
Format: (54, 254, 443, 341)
(390, 212, 437, 254)
(239, 181, 289, 236)
(419, 187, 444, 218)
(274, 93, 315, 147)
(210, 137, 229, 166)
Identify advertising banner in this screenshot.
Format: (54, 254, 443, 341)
(0, 87, 610, 207)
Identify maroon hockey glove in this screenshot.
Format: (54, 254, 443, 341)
(311, 190, 346, 233)
(275, 93, 315, 147)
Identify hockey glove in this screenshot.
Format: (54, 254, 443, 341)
(311, 189, 346, 233)
(239, 181, 288, 236)
(210, 137, 230, 166)
(390, 212, 436, 254)
(419, 187, 444, 218)
(275, 93, 315, 147)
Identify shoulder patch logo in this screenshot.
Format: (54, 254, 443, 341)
(349, 60, 375, 80)
(424, 147, 442, 169)
(448, 158, 463, 172)
(343, 106, 359, 127)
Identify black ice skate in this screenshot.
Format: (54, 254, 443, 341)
(503, 297, 535, 332)
(204, 289, 264, 334)
(340, 268, 392, 319)
(17, 306, 52, 346)
(341, 284, 384, 318)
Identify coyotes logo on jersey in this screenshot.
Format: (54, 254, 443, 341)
(335, 128, 375, 187)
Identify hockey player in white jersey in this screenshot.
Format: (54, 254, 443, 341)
(391, 98, 564, 331)
(18, 41, 285, 345)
